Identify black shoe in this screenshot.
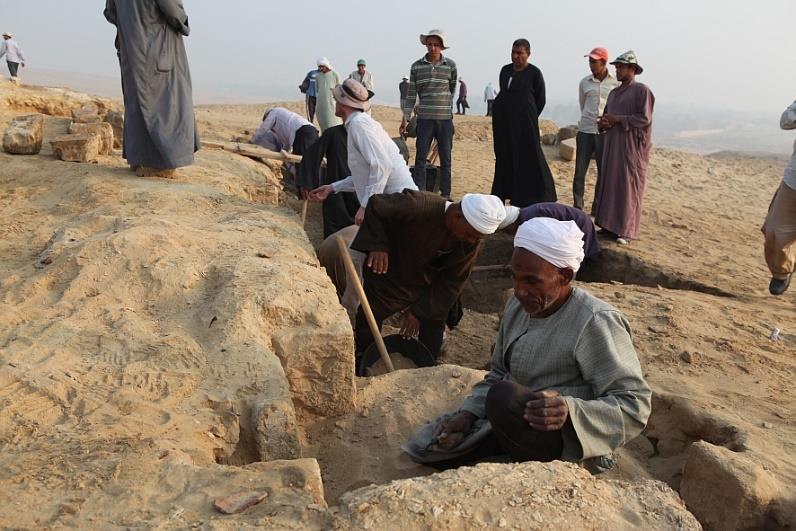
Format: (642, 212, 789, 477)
(769, 274, 792, 295)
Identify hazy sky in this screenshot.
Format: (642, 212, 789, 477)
(1, 0, 794, 113)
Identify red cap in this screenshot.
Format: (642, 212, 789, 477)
(585, 47, 609, 61)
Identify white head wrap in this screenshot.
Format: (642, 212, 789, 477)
(317, 57, 332, 69)
(514, 218, 585, 272)
(498, 205, 520, 230)
(460, 194, 506, 235)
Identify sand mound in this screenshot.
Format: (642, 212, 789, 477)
(302, 365, 486, 502)
(333, 461, 700, 530)
(0, 78, 117, 117)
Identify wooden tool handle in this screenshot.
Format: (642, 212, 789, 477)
(335, 235, 394, 373)
(300, 199, 308, 227)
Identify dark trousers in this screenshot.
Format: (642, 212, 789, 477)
(292, 124, 319, 157)
(430, 380, 564, 470)
(456, 98, 468, 115)
(572, 132, 604, 211)
(353, 277, 445, 361)
(7, 61, 19, 77)
(413, 118, 453, 197)
(306, 96, 317, 123)
(486, 100, 494, 116)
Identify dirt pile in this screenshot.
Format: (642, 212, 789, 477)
(332, 461, 701, 530)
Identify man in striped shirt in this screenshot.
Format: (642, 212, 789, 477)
(400, 29, 458, 199)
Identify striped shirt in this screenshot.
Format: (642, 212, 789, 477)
(402, 54, 457, 120)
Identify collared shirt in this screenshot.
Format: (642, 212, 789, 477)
(578, 72, 619, 134)
(349, 70, 374, 90)
(402, 54, 457, 120)
(332, 112, 418, 206)
(0, 39, 25, 63)
(484, 83, 497, 101)
(251, 108, 313, 152)
(781, 100, 796, 190)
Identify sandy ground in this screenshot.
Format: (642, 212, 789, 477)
(1, 79, 795, 527)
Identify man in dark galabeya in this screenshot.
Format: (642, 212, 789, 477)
(104, 0, 200, 178)
(490, 38, 556, 208)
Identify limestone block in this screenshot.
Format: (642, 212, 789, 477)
(2, 113, 44, 154)
(681, 441, 782, 530)
(104, 110, 124, 148)
(539, 118, 558, 137)
(71, 103, 101, 124)
(50, 133, 100, 162)
(68, 122, 114, 155)
(271, 320, 356, 416)
(251, 395, 301, 461)
(559, 137, 576, 161)
(541, 133, 557, 146)
(557, 125, 578, 143)
(244, 459, 326, 507)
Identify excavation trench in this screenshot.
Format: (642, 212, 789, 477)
(290, 231, 788, 526)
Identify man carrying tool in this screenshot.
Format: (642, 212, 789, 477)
(350, 190, 506, 372)
(252, 107, 318, 189)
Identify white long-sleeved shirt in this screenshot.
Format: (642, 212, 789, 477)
(577, 72, 619, 134)
(781, 100, 796, 190)
(484, 83, 497, 102)
(348, 70, 374, 91)
(251, 108, 313, 152)
(331, 112, 417, 206)
(0, 39, 25, 63)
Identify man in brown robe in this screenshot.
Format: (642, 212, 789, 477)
(350, 190, 505, 372)
(593, 51, 655, 244)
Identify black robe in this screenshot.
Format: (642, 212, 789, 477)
(297, 125, 359, 238)
(490, 63, 556, 207)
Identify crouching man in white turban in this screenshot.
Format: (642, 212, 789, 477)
(403, 218, 651, 471)
(350, 190, 506, 374)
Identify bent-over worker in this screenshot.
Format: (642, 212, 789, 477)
(350, 190, 506, 372)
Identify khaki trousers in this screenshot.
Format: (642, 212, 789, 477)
(317, 225, 363, 323)
(762, 180, 796, 278)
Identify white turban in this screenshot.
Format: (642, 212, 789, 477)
(498, 205, 520, 230)
(460, 194, 506, 235)
(514, 218, 585, 272)
(317, 57, 332, 69)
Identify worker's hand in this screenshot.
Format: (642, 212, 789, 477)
(299, 187, 310, 200)
(430, 411, 478, 450)
(366, 251, 389, 274)
(399, 118, 408, 137)
(309, 185, 333, 203)
(21, 62, 25, 68)
(354, 207, 366, 226)
(597, 114, 620, 130)
(523, 389, 569, 431)
(399, 309, 420, 338)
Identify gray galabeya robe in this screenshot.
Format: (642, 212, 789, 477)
(105, 0, 200, 169)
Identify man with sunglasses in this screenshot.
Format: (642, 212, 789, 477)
(400, 29, 458, 200)
(572, 47, 619, 212)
